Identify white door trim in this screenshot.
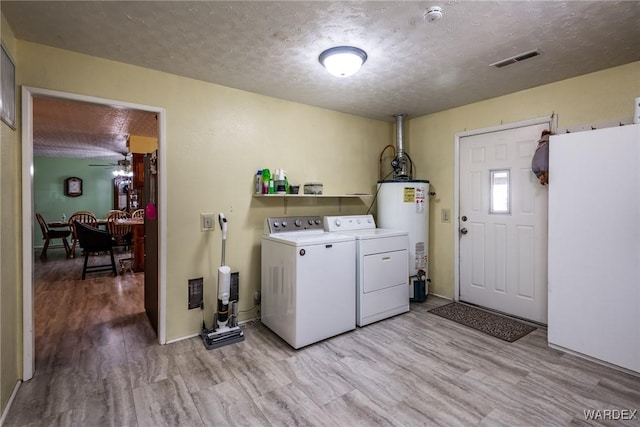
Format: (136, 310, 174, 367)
(21, 86, 168, 380)
(453, 115, 556, 304)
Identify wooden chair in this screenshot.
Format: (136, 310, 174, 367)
(104, 209, 122, 219)
(68, 211, 98, 258)
(73, 221, 117, 279)
(131, 209, 145, 219)
(106, 210, 132, 250)
(35, 213, 71, 259)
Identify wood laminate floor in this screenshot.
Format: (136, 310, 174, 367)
(5, 248, 640, 426)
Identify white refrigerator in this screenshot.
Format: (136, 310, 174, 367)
(548, 123, 640, 373)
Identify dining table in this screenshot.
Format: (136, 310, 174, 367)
(48, 219, 109, 229)
(47, 221, 70, 229)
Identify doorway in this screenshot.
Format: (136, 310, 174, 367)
(21, 86, 167, 380)
(454, 116, 555, 324)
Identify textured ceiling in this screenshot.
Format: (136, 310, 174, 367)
(3, 1, 640, 156)
(33, 97, 158, 160)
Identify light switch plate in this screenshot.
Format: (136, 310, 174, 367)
(441, 208, 451, 223)
(201, 213, 214, 231)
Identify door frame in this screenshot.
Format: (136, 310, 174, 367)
(453, 115, 556, 304)
(21, 86, 168, 380)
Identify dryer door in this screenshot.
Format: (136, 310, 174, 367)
(362, 249, 408, 293)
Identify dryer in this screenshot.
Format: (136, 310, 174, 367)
(324, 215, 409, 326)
(261, 216, 356, 349)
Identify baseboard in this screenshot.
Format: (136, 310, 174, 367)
(548, 343, 640, 377)
(427, 292, 453, 301)
(165, 316, 261, 345)
(165, 332, 200, 344)
(239, 316, 260, 325)
(0, 380, 21, 426)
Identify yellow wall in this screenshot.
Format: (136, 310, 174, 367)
(128, 135, 158, 154)
(0, 13, 21, 414)
(408, 61, 640, 298)
(16, 41, 392, 341)
(2, 13, 639, 415)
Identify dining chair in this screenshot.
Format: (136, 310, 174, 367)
(68, 211, 98, 258)
(104, 209, 122, 219)
(106, 210, 133, 250)
(73, 221, 117, 279)
(131, 209, 145, 219)
(35, 212, 71, 259)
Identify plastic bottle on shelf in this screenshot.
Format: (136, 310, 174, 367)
(255, 170, 262, 194)
(261, 168, 270, 194)
(274, 169, 286, 194)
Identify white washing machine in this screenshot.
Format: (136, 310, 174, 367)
(261, 216, 356, 349)
(324, 214, 409, 326)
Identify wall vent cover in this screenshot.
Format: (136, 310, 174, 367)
(490, 49, 541, 68)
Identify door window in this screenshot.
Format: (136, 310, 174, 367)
(490, 169, 510, 214)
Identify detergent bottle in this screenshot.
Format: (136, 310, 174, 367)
(261, 168, 270, 194)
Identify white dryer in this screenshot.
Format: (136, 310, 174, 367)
(324, 215, 409, 326)
(261, 216, 356, 349)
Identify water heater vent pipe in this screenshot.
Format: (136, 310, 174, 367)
(393, 113, 409, 179)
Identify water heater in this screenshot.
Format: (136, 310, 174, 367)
(377, 179, 429, 299)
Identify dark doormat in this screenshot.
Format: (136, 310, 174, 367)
(428, 302, 536, 342)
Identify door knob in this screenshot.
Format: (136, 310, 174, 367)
(460, 228, 468, 235)
(461, 216, 468, 222)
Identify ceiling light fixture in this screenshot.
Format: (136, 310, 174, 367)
(424, 6, 443, 23)
(112, 162, 133, 177)
(319, 46, 368, 77)
(112, 168, 133, 177)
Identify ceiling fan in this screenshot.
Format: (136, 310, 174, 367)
(89, 152, 130, 168)
(89, 153, 133, 176)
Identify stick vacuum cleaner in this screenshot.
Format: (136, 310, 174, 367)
(201, 212, 244, 350)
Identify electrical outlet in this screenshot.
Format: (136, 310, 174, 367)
(254, 291, 261, 305)
(201, 213, 214, 231)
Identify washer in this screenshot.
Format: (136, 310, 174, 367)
(324, 214, 409, 326)
(261, 216, 356, 349)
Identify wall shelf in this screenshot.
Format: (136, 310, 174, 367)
(253, 194, 370, 198)
(253, 193, 372, 214)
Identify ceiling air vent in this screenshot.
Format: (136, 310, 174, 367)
(490, 49, 541, 68)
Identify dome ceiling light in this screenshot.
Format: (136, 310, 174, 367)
(424, 6, 443, 23)
(319, 46, 368, 77)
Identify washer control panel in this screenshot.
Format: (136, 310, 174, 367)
(324, 215, 376, 232)
(264, 216, 323, 234)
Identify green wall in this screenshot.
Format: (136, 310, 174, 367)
(33, 157, 115, 248)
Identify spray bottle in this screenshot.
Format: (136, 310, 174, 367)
(255, 170, 262, 194)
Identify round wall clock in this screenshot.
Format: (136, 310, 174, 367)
(64, 177, 83, 197)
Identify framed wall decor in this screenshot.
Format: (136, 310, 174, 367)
(64, 177, 83, 197)
(1, 43, 16, 129)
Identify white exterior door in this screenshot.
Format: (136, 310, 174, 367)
(458, 122, 549, 323)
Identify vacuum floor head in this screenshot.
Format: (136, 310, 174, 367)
(201, 327, 245, 350)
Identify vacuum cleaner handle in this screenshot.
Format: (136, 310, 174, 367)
(218, 213, 228, 240)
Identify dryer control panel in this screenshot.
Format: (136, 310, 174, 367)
(324, 215, 376, 232)
(264, 216, 324, 234)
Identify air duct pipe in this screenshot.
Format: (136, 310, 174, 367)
(393, 113, 409, 179)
